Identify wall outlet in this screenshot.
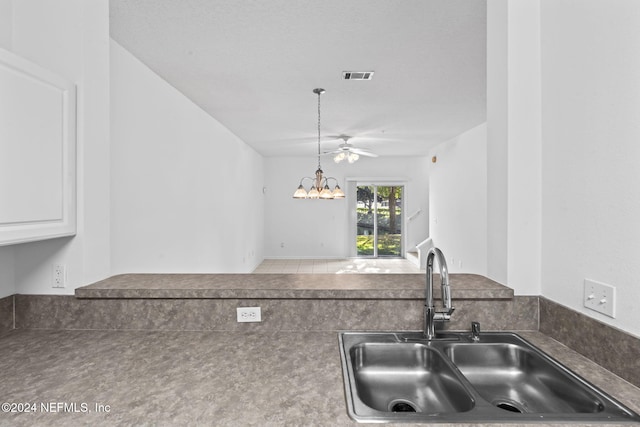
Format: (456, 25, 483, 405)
(236, 307, 262, 323)
(583, 279, 616, 318)
(52, 264, 66, 288)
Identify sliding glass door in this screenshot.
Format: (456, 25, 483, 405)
(356, 185, 403, 257)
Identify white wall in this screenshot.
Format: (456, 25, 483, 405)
(428, 123, 487, 275)
(0, 0, 111, 295)
(0, 0, 14, 297)
(264, 156, 429, 258)
(484, 0, 640, 335)
(505, 0, 542, 296)
(540, 0, 640, 337)
(0, 0, 11, 50)
(485, 0, 542, 295)
(0, 247, 14, 298)
(110, 41, 264, 273)
(486, 0, 509, 285)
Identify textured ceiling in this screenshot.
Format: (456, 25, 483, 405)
(110, 0, 486, 157)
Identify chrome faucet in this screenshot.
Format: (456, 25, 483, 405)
(424, 247, 455, 339)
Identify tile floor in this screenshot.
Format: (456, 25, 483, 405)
(252, 257, 422, 274)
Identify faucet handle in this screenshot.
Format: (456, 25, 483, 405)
(433, 306, 455, 321)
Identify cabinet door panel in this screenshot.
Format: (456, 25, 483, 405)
(0, 48, 76, 246)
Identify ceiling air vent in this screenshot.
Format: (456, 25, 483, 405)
(342, 71, 374, 81)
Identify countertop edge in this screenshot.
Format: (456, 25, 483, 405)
(74, 273, 514, 300)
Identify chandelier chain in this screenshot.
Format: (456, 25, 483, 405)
(317, 89, 322, 169)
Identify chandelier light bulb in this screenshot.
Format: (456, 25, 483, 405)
(293, 184, 308, 199)
(307, 186, 320, 199)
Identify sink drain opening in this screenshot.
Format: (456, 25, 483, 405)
(495, 401, 524, 413)
(389, 399, 418, 413)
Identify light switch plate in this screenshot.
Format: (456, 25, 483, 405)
(583, 279, 616, 318)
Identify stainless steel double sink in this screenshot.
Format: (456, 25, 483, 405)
(339, 331, 640, 423)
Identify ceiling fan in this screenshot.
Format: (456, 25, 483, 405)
(323, 135, 379, 163)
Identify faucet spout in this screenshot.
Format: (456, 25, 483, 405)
(424, 247, 455, 339)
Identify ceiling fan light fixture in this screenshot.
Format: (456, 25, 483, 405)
(334, 151, 360, 164)
(326, 135, 377, 163)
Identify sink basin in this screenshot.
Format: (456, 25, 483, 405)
(350, 342, 474, 415)
(339, 331, 640, 423)
(443, 341, 605, 414)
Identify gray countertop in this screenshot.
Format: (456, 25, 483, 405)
(75, 273, 513, 300)
(0, 328, 638, 426)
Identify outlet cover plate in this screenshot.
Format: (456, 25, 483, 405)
(52, 264, 66, 288)
(584, 279, 616, 318)
(236, 307, 262, 323)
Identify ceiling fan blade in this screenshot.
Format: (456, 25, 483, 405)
(350, 148, 379, 157)
(354, 150, 378, 158)
(322, 150, 342, 155)
(324, 135, 350, 142)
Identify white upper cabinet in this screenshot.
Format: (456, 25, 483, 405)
(0, 47, 76, 246)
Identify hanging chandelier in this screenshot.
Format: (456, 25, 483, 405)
(293, 88, 345, 200)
